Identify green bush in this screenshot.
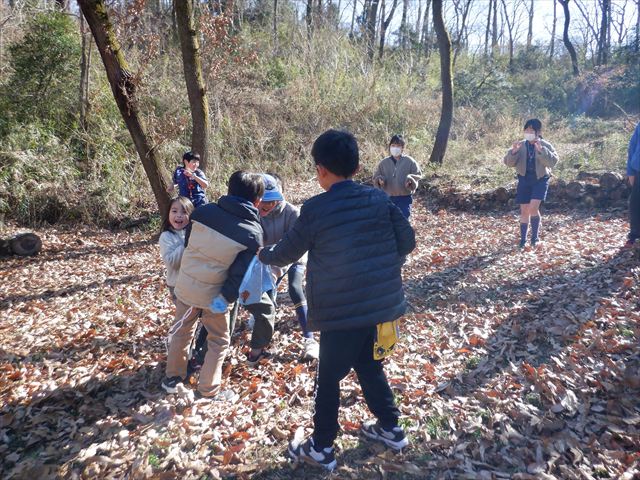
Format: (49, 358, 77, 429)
(0, 12, 81, 139)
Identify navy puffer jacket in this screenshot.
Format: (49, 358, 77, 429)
(259, 180, 415, 332)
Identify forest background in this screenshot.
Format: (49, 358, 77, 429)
(1, 2, 640, 479)
(0, 0, 638, 225)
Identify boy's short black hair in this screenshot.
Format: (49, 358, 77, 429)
(227, 170, 265, 202)
(523, 119, 542, 133)
(311, 129, 359, 178)
(183, 151, 200, 162)
(389, 134, 405, 147)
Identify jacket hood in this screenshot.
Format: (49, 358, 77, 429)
(218, 195, 260, 222)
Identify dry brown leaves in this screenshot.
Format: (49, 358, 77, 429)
(0, 199, 639, 479)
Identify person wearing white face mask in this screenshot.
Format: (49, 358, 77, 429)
(372, 134, 423, 219)
(504, 118, 559, 249)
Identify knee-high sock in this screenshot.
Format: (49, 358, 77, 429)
(520, 222, 529, 246)
(296, 305, 312, 338)
(530, 216, 541, 243)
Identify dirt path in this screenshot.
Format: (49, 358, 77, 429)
(1, 199, 638, 479)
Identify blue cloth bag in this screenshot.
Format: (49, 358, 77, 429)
(238, 256, 274, 305)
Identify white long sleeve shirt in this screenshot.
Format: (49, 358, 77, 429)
(159, 229, 185, 287)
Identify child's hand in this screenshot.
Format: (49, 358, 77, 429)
(167, 184, 176, 193)
(533, 140, 543, 153)
(210, 294, 229, 313)
(511, 141, 522, 154)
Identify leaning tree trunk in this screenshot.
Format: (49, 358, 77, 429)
(558, 0, 580, 76)
(77, 0, 171, 215)
(429, 0, 453, 165)
(175, 0, 211, 171)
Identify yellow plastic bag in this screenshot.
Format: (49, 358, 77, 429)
(373, 320, 400, 360)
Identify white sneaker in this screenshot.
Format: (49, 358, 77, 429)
(302, 337, 319, 360)
(247, 314, 255, 330)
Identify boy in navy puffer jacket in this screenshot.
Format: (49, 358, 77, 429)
(259, 129, 416, 471)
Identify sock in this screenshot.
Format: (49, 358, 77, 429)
(530, 216, 541, 244)
(295, 305, 312, 339)
(519, 222, 529, 246)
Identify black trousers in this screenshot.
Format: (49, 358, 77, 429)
(629, 176, 640, 242)
(312, 325, 400, 448)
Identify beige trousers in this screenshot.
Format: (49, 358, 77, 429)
(165, 298, 230, 396)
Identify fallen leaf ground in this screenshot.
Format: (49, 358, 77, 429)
(1, 196, 639, 480)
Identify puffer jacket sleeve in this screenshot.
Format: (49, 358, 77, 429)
(220, 248, 255, 303)
(259, 209, 311, 267)
(389, 202, 416, 256)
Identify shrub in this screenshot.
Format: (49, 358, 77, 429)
(0, 12, 81, 139)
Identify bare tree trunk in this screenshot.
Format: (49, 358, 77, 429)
(607, 0, 612, 54)
(491, 0, 498, 57)
(613, 0, 627, 45)
(429, 0, 453, 165)
(350, 0, 357, 36)
(550, 0, 557, 59)
(636, 0, 640, 52)
(378, 0, 398, 59)
(365, 0, 380, 60)
(273, 0, 278, 49)
(77, 0, 171, 215)
(526, 0, 533, 49)
(175, 0, 211, 170)
(400, 0, 408, 49)
(500, 0, 514, 70)
(79, 13, 91, 133)
(416, 0, 422, 48)
(452, 0, 471, 66)
(422, 0, 431, 56)
(306, 0, 313, 37)
(558, 0, 580, 75)
(484, 0, 491, 57)
(598, 0, 609, 64)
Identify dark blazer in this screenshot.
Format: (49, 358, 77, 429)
(259, 180, 415, 332)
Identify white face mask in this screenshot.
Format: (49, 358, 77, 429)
(390, 146, 402, 157)
(524, 133, 536, 142)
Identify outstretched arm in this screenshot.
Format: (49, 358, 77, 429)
(259, 214, 311, 267)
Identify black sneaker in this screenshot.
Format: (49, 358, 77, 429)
(288, 437, 337, 472)
(361, 422, 409, 450)
(161, 376, 184, 394)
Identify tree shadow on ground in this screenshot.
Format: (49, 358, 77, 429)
(0, 272, 160, 310)
(0, 238, 156, 268)
(418, 249, 638, 396)
(0, 360, 169, 477)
